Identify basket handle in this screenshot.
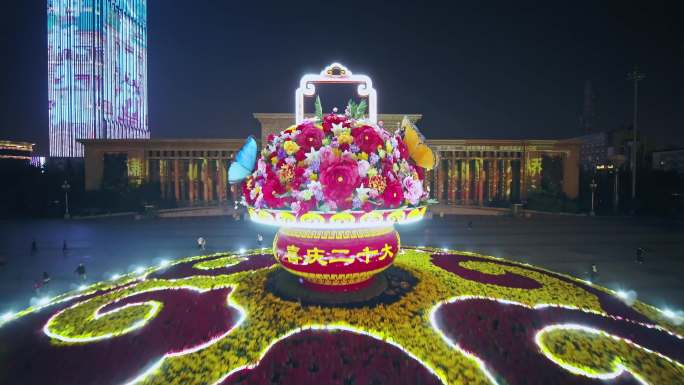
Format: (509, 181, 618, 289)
(295, 63, 377, 124)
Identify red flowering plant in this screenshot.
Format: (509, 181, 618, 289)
(243, 102, 429, 213)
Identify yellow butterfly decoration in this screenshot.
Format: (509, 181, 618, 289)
(401, 116, 436, 170)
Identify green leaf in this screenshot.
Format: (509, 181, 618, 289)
(314, 95, 323, 120)
(347, 99, 355, 117)
(355, 99, 367, 118)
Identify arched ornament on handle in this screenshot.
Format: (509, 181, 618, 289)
(295, 63, 377, 124)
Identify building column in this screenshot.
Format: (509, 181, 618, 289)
(461, 159, 468, 204)
(479, 158, 489, 206)
(562, 150, 580, 199)
(447, 158, 455, 203)
(473, 158, 479, 205)
(486, 159, 494, 203)
(174, 159, 180, 201)
(203, 160, 209, 202)
(504, 159, 512, 201)
(436, 160, 444, 202)
(188, 159, 195, 204)
(159, 160, 166, 200)
(493, 157, 501, 200)
(453, 159, 460, 204)
(478, 159, 485, 205)
(218, 160, 226, 202)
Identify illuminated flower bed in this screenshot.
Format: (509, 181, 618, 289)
(1, 248, 682, 385)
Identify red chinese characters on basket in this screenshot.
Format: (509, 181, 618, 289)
(281, 243, 395, 266)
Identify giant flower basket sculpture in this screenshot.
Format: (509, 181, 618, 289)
(243, 63, 432, 291)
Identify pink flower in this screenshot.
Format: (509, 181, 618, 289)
(320, 155, 360, 205)
(402, 176, 424, 205)
(382, 179, 404, 208)
(395, 136, 410, 160)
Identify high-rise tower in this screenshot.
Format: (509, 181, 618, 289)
(48, 0, 148, 157)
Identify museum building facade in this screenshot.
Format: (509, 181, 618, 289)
(80, 113, 580, 205)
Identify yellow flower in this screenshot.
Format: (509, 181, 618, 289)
(309, 173, 318, 181)
(337, 132, 353, 145)
(283, 140, 300, 155)
(358, 152, 369, 161)
(270, 157, 278, 165)
(385, 141, 393, 152)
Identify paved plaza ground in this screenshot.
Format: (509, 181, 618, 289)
(1, 213, 683, 314)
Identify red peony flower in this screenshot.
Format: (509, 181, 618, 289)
(382, 179, 404, 208)
(353, 126, 384, 154)
(262, 178, 286, 208)
(296, 125, 324, 153)
(267, 133, 275, 142)
(322, 114, 348, 133)
(320, 155, 360, 205)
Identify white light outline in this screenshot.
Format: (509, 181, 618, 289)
(42, 281, 239, 344)
(44, 301, 162, 343)
(206, 324, 450, 385)
(248, 209, 425, 229)
(0, 252, 255, 329)
(431, 296, 684, 385)
(295, 62, 377, 124)
(192, 255, 247, 270)
(535, 323, 684, 384)
(122, 284, 247, 385)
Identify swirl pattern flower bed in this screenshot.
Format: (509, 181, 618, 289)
(0, 248, 682, 385)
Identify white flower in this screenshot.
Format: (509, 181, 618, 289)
(304, 148, 320, 165)
(357, 160, 370, 178)
(356, 187, 372, 202)
(331, 122, 349, 136)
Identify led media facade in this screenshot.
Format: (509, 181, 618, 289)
(48, 0, 148, 157)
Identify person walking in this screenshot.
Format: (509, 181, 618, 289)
(62, 240, 68, 254)
(197, 237, 206, 251)
(42, 272, 51, 286)
(257, 233, 263, 248)
(589, 264, 598, 282)
(75, 263, 86, 280)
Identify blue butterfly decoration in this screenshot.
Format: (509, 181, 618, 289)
(228, 136, 258, 184)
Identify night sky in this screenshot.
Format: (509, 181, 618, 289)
(1, 1, 682, 155)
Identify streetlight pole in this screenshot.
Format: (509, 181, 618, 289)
(61, 180, 71, 219)
(627, 67, 645, 201)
